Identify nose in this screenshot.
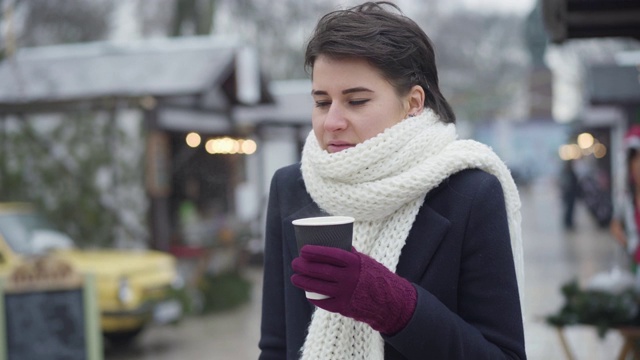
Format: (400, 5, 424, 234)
(323, 103, 348, 132)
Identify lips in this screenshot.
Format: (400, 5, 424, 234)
(326, 141, 354, 153)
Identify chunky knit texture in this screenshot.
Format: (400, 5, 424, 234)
(299, 109, 523, 360)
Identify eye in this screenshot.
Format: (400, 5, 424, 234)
(315, 101, 331, 108)
(349, 99, 370, 106)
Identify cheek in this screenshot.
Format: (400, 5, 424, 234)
(357, 123, 381, 142)
(360, 107, 404, 140)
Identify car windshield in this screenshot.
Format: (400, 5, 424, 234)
(0, 212, 74, 255)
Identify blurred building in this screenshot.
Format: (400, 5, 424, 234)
(542, 0, 640, 43)
(541, 0, 640, 225)
(0, 36, 310, 251)
(469, 1, 568, 188)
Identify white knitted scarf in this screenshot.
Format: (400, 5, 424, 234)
(299, 109, 523, 360)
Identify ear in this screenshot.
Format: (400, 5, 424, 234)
(405, 85, 425, 116)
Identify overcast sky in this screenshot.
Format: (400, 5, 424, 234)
(460, 0, 537, 15)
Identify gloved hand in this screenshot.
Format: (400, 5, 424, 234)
(291, 245, 417, 335)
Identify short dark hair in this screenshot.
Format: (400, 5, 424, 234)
(305, 1, 455, 123)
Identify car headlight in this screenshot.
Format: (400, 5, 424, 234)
(118, 277, 134, 304)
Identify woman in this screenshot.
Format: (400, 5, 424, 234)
(259, 2, 525, 359)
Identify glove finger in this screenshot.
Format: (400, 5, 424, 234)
(291, 274, 339, 297)
(292, 257, 341, 281)
(300, 245, 357, 267)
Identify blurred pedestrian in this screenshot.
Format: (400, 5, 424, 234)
(178, 177, 202, 246)
(258, 2, 525, 359)
(560, 159, 580, 230)
(610, 126, 640, 269)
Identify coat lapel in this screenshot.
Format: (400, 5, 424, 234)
(395, 203, 450, 282)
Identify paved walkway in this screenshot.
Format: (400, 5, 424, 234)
(107, 176, 628, 359)
(521, 177, 624, 359)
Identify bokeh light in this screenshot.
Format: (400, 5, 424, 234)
(593, 143, 607, 159)
(185, 132, 201, 148)
(240, 139, 257, 155)
(205, 137, 257, 155)
(559, 144, 582, 160)
(577, 133, 594, 149)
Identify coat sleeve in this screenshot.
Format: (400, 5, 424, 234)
(384, 173, 526, 359)
(258, 170, 288, 359)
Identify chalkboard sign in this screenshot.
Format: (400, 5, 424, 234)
(5, 289, 86, 360)
(0, 258, 102, 360)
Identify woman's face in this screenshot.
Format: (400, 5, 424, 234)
(311, 55, 412, 153)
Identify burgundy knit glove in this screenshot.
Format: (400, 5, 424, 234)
(290, 245, 417, 335)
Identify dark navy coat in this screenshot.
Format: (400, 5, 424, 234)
(258, 163, 526, 359)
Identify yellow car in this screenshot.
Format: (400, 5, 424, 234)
(0, 202, 184, 345)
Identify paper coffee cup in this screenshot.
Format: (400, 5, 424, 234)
(292, 216, 354, 300)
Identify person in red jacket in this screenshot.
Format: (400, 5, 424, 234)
(611, 125, 640, 270)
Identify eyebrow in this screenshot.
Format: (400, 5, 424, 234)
(311, 87, 374, 96)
